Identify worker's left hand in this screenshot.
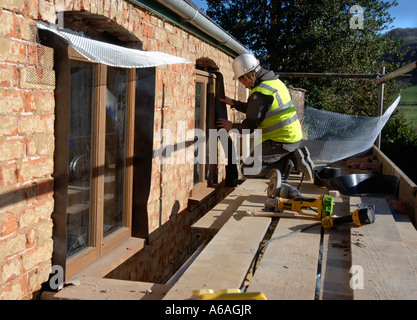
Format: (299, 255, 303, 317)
(216, 118, 233, 131)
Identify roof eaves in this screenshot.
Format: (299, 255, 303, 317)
(128, 0, 249, 57)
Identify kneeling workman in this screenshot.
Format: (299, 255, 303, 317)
(217, 53, 313, 179)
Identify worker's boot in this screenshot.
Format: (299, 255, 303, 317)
(292, 147, 314, 180)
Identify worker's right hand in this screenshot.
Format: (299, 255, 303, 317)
(216, 118, 233, 131)
(219, 96, 234, 107)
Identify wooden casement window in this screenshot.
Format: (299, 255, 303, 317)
(64, 48, 136, 277)
(193, 70, 216, 192)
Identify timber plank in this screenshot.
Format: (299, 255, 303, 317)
(191, 178, 269, 237)
(392, 212, 417, 273)
(237, 194, 269, 215)
(49, 276, 171, 300)
(247, 216, 322, 300)
(350, 196, 417, 300)
(320, 197, 353, 300)
(163, 214, 271, 300)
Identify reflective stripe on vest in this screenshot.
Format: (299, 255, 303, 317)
(250, 79, 302, 145)
(256, 82, 294, 119)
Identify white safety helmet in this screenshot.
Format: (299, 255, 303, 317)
(232, 53, 261, 80)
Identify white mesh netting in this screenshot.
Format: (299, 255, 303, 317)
(37, 22, 191, 68)
(300, 95, 401, 163)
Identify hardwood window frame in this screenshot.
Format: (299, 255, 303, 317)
(190, 70, 217, 197)
(64, 48, 136, 278)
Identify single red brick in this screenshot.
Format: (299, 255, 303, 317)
(0, 213, 18, 237)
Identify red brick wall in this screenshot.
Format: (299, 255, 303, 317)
(0, 0, 240, 299)
(107, 183, 230, 284)
(0, 1, 55, 299)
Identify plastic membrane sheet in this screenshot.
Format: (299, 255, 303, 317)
(301, 95, 401, 163)
(37, 22, 191, 68)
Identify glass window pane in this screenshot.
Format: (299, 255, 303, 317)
(194, 82, 203, 184)
(103, 67, 128, 237)
(194, 79, 213, 185)
(205, 79, 213, 180)
(67, 60, 95, 257)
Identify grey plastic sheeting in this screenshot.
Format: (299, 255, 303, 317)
(301, 96, 401, 163)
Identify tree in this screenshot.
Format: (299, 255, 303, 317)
(206, 0, 406, 116)
(387, 28, 417, 86)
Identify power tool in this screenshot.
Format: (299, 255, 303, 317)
(264, 169, 334, 219)
(264, 194, 334, 219)
(321, 205, 375, 229)
(263, 169, 377, 228)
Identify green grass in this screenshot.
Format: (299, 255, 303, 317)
(400, 85, 417, 103)
(397, 85, 417, 129)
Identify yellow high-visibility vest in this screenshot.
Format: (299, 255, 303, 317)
(250, 78, 302, 145)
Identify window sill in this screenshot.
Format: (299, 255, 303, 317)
(188, 185, 216, 210)
(69, 237, 145, 280)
